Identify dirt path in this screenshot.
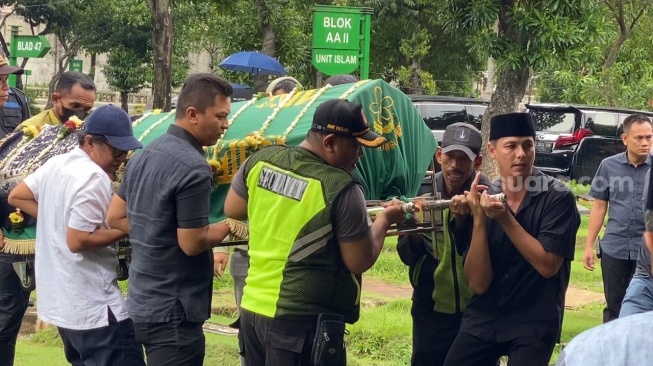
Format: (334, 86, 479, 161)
(363, 276, 604, 309)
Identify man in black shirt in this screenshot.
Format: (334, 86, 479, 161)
(107, 73, 234, 366)
(443, 112, 580, 366)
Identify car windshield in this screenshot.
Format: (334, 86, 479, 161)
(419, 104, 468, 130)
(530, 110, 575, 133)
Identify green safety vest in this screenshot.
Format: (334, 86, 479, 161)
(415, 208, 473, 314)
(240, 145, 362, 323)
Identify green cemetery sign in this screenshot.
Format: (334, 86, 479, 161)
(312, 6, 368, 77)
(69, 59, 83, 72)
(13, 35, 51, 58)
(312, 11, 361, 50)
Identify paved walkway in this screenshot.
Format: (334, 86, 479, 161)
(363, 276, 604, 309)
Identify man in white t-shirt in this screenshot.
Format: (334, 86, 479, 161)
(8, 104, 144, 366)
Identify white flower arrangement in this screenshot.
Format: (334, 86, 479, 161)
(281, 84, 332, 141)
(137, 110, 175, 142)
(257, 87, 297, 136)
(0, 140, 26, 174)
(131, 111, 154, 128)
(338, 79, 371, 100)
(228, 94, 259, 127)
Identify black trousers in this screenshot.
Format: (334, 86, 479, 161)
(239, 309, 317, 366)
(600, 251, 637, 323)
(443, 331, 555, 366)
(0, 253, 31, 366)
(57, 315, 144, 366)
(410, 302, 463, 366)
(133, 302, 205, 366)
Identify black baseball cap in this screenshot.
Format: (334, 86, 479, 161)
(83, 104, 143, 151)
(441, 122, 482, 160)
(0, 54, 23, 75)
(310, 99, 385, 148)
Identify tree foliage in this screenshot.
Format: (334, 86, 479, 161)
(209, 0, 313, 90)
(2, 0, 123, 101)
(536, 2, 653, 110)
(103, 45, 150, 111)
(440, 0, 605, 176)
(341, 0, 484, 96)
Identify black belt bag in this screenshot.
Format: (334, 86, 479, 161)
(311, 313, 347, 366)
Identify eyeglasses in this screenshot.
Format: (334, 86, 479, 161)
(101, 141, 129, 158)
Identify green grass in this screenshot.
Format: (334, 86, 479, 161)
(366, 237, 410, 285)
(572, 215, 605, 293)
(15, 327, 66, 365)
(564, 180, 592, 197)
(347, 299, 413, 365)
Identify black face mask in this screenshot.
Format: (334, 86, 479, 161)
(60, 107, 88, 122)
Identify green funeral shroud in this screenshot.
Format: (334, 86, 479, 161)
(129, 79, 437, 223)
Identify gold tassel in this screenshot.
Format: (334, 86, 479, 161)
(2, 238, 36, 255)
(222, 218, 249, 241)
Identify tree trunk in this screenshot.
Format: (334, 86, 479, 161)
(482, 57, 495, 100)
(603, 31, 628, 69)
(17, 57, 29, 89)
(146, 0, 173, 111)
(316, 71, 324, 88)
(409, 57, 422, 95)
(479, 66, 530, 179)
(89, 52, 97, 80)
(253, 0, 276, 93)
(120, 91, 129, 113)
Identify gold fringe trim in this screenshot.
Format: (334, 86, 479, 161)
(2, 238, 36, 255)
(223, 218, 248, 241)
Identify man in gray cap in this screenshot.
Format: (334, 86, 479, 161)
(444, 112, 580, 366)
(8, 105, 144, 366)
(397, 122, 490, 366)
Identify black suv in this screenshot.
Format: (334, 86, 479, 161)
(410, 95, 489, 145)
(527, 103, 653, 180)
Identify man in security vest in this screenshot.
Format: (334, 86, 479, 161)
(0, 87, 30, 138)
(224, 98, 407, 366)
(397, 122, 490, 366)
(0, 55, 29, 366)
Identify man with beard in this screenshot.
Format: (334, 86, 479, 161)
(397, 123, 490, 366)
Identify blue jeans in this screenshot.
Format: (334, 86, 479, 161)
(620, 275, 653, 318)
(0, 253, 31, 366)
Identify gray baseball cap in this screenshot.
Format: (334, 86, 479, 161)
(441, 122, 482, 160)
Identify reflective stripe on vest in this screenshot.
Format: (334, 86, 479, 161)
(241, 162, 326, 317)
